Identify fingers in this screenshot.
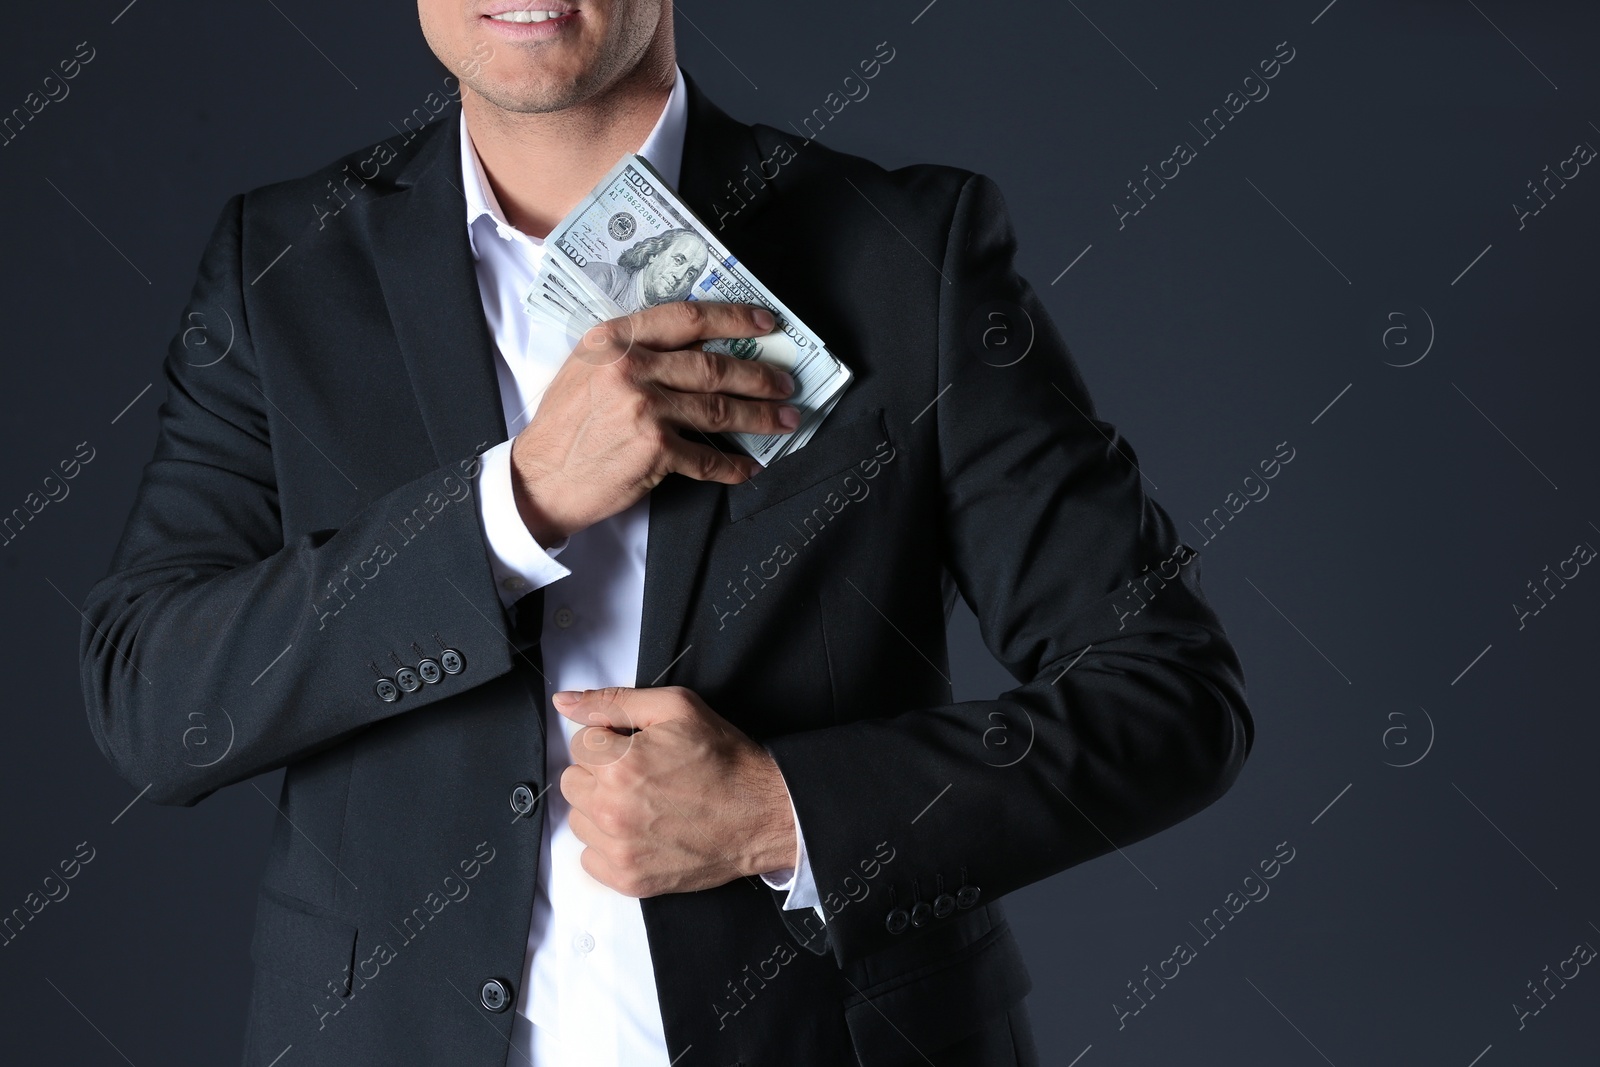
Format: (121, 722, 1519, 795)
(578, 845, 648, 898)
(567, 795, 646, 897)
(566, 724, 636, 770)
(651, 387, 800, 443)
(618, 301, 775, 352)
(567, 804, 604, 846)
(558, 763, 594, 808)
(644, 345, 796, 401)
(665, 437, 762, 485)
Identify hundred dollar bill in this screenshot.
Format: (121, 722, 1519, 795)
(523, 154, 851, 465)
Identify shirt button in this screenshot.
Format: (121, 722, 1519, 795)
(553, 606, 575, 629)
(573, 932, 595, 954)
(502, 575, 528, 593)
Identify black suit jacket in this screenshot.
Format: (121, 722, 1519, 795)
(79, 74, 1252, 1067)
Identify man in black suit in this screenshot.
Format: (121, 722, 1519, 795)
(79, 2, 1253, 1064)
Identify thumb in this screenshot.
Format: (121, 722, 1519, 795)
(553, 686, 705, 731)
(552, 686, 685, 731)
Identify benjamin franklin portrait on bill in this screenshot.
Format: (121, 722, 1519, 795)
(581, 226, 710, 312)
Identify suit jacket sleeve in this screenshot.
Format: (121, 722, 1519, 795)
(78, 194, 517, 807)
(763, 173, 1254, 966)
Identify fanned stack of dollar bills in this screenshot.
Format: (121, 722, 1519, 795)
(523, 154, 851, 466)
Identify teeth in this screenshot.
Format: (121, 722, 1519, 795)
(490, 9, 564, 21)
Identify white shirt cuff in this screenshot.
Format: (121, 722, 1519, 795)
(473, 439, 571, 609)
(758, 757, 825, 924)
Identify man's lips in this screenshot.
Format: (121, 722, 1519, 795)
(486, 10, 576, 23)
(480, 8, 579, 37)
(481, 0, 576, 15)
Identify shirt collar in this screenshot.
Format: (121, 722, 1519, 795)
(461, 64, 689, 259)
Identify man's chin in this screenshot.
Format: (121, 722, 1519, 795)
(467, 72, 598, 115)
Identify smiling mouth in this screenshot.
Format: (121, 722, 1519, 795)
(488, 9, 575, 23)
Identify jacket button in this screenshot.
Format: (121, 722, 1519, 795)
(417, 658, 442, 684)
(374, 678, 400, 703)
(439, 649, 465, 674)
(956, 885, 982, 909)
(394, 666, 421, 692)
(510, 783, 539, 817)
(885, 908, 910, 935)
(910, 901, 932, 928)
(479, 978, 512, 1012)
(933, 893, 956, 919)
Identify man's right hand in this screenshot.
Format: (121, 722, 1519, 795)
(509, 301, 799, 546)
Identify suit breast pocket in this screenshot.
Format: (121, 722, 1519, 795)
(726, 406, 892, 523)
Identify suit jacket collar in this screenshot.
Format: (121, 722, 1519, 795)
(365, 71, 767, 688)
(459, 65, 692, 261)
(637, 75, 772, 689)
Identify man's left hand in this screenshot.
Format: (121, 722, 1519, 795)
(554, 686, 798, 898)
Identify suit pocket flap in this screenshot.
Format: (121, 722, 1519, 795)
(842, 917, 1032, 1064)
(250, 888, 359, 997)
(727, 406, 890, 523)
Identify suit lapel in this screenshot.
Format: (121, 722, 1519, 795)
(366, 116, 509, 472)
(362, 90, 769, 691)
(635, 76, 770, 689)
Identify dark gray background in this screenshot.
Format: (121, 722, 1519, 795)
(4, 1, 1596, 1063)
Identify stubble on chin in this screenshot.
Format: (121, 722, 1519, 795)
(463, 8, 666, 116)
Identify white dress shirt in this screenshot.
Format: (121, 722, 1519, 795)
(461, 66, 822, 1066)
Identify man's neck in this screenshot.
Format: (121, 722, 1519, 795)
(463, 57, 675, 240)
